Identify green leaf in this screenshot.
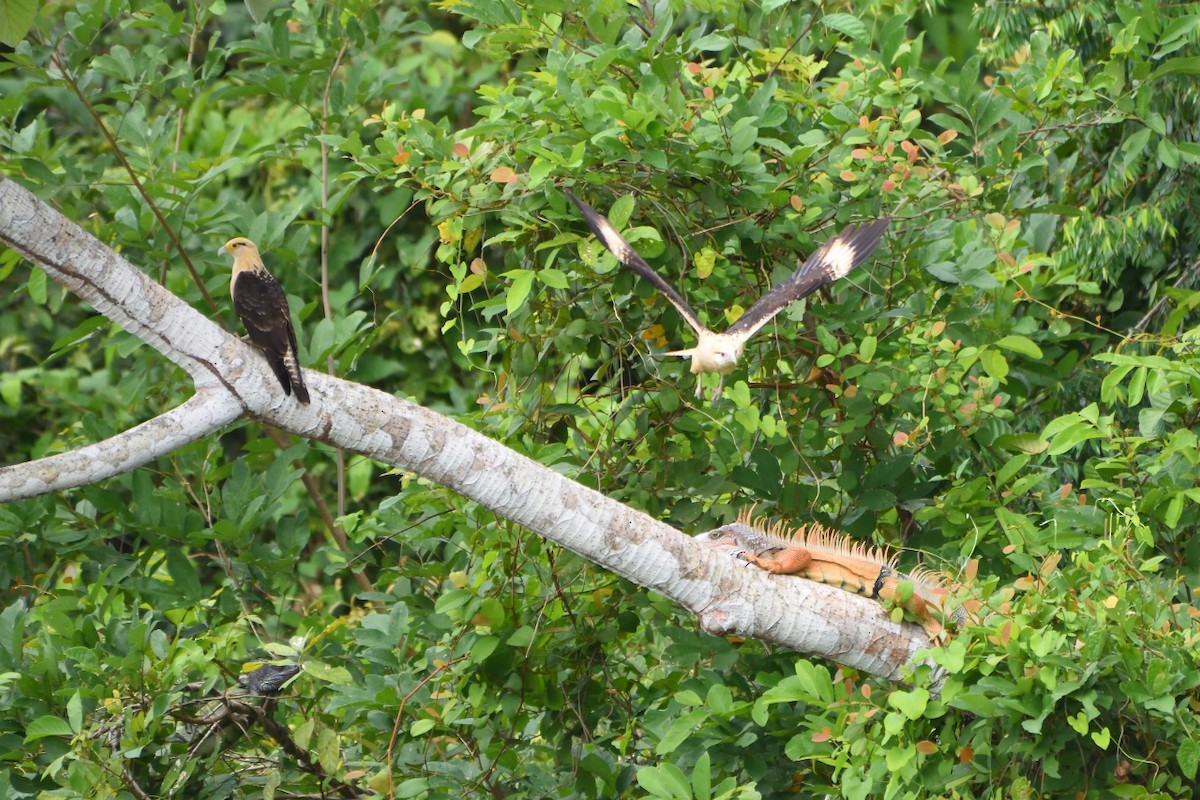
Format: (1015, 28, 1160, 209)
(469, 635, 499, 662)
(1120, 126, 1152, 171)
(1165, 492, 1184, 528)
(636, 764, 691, 800)
(67, 692, 82, 734)
(1100, 363, 1133, 404)
(1044, 421, 1103, 456)
(995, 434, 1047, 456)
(0, 0, 38, 46)
(980, 349, 1009, 382)
(303, 660, 353, 686)
(1151, 56, 1200, 79)
(433, 589, 472, 614)
(505, 269, 536, 316)
(995, 335, 1043, 359)
(25, 715, 73, 743)
(691, 32, 732, 52)
(462, 28, 484, 50)
(996, 452, 1031, 484)
(537, 268, 568, 289)
(0, 373, 21, 410)
(692, 751, 711, 800)
(655, 709, 707, 755)
(458, 272, 484, 294)
(50, 315, 109, 356)
(506, 626, 533, 647)
(1158, 138, 1181, 169)
(608, 194, 635, 229)
(705, 683, 732, 713)
(1177, 141, 1200, 163)
(636, 766, 671, 799)
(821, 13, 867, 41)
(859, 334, 877, 362)
(887, 688, 929, 720)
(793, 660, 834, 702)
(27, 268, 46, 305)
(165, 547, 202, 601)
(410, 718, 435, 737)
(1177, 737, 1200, 781)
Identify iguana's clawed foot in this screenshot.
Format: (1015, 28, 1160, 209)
(744, 547, 813, 575)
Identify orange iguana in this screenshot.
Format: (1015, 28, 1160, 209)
(696, 511, 963, 638)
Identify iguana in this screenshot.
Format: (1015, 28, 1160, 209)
(696, 510, 963, 639)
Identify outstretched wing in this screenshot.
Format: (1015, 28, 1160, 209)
(725, 218, 889, 339)
(566, 190, 707, 336)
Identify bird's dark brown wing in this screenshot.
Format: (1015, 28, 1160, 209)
(725, 218, 889, 339)
(233, 269, 310, 403)
(566, 190, 707, 336)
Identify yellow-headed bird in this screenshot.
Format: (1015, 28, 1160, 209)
(218, 237, 310, 404)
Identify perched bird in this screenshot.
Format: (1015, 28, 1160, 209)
(218, 237, 310, 403)
(566, 191, 889, 400)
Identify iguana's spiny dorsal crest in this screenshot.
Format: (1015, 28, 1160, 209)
(696, 508, 960, 636)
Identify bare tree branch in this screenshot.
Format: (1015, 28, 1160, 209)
(0, 176, 934, 682)
(0, 391, 240, 499)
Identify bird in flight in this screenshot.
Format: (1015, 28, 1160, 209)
(218, 237, 310, 404)
(566, 191, 889, 400)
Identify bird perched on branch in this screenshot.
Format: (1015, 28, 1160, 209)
(218, 237, 310, 404)
(566, 190, 889, 400)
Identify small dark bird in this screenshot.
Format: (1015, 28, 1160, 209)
(218, 237, 310, 403)
(567, 191, 889, 400)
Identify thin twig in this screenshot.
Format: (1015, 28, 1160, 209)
(386, 658, 466, 800)
(321, 42, 350, 520)
(264, 426, 374, 594)
(45, 43, 219, 315)
(1130, 254, 1200, 335)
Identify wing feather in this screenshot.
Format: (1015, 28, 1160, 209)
(566, 190, 706, 336)
(725, 218, 889, 338)
(233, 269, 310, 403)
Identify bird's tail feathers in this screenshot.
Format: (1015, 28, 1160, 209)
(283, 350, 310, 404)
(658, 348, 697, 359)
(265, 350, 310, 404)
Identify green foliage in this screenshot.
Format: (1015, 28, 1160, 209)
(2, 0, 1200, 797)
(826, 520, 1199, 797)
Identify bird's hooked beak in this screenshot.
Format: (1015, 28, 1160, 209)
(217, 244, 229, 256)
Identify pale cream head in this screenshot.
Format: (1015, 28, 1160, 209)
(217, 237, 260, 258)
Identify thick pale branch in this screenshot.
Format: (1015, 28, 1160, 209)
(0, 391, 241, 500)
(0, 176, 931, 681)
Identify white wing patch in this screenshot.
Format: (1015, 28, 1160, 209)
(823, 239, 857, 279)
(568, 190, 888, 402)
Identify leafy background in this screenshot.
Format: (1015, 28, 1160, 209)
(1, 0, 1199, 797)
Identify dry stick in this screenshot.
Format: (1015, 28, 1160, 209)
(760, 8, 820, 84)
(1130, 254, 1200, 335)
(49, 44, 371, 593)
(173, 10, 202, 168)
(236, 699, 364, 799)
(47, 46, 219, 316)
(321, 43, 350, 520)
(385, 657, 467, 800)
(265, 425, 374, 594)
